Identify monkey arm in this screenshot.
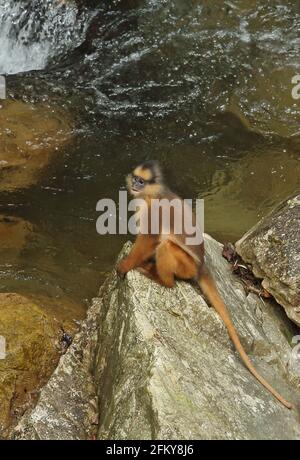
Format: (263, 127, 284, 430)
(116, 235, 158, 277)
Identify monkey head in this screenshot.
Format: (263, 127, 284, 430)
(126, 161, 163, 197)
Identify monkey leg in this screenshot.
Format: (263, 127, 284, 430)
(116, 235, 158, 277)
(136, 261, 165, 285)
(172, 244, 197, 280)
(156, 240, 197, 288)
(155, 241, 178, 288)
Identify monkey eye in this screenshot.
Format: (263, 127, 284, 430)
(133, 175, 145, 186)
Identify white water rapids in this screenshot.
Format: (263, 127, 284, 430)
(0, 0, 89, 75)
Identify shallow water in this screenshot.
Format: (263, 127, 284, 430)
(0, 0, 299, 311)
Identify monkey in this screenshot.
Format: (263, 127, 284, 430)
(116, 160, 293, 410)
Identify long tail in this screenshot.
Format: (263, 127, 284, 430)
(198, 266, 293, 410)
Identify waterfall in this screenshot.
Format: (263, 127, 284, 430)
(0, 0, 90, 75)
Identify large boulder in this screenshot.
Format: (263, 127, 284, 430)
(236, 194, 300, 327)
(13, 235, 300, 440)
(93, 238, 300, 440)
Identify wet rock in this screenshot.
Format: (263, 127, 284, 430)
(236, 194, 300, 327)
(14, 235, 300, 440)
(0, 293, 63, 437)
(13, 295, 98, 440)
(0, 100, 72, 192)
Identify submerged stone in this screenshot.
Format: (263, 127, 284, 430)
(0, 100, 72, 192)
(0, 215, 33, 251)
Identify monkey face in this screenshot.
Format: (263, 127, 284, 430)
(126, 173, 152, 196)
(127, 161, 163, 197)
(131, 174, 147, 192)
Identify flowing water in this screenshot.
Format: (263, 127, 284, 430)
(0, 0, 93, 74)
(0, 0, 299, 313)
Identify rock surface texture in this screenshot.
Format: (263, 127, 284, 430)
(0, 294, 62, 437)
(236, 194, 300, 327)
(13, 236, 300, 440)
(12, 300, 98, 440)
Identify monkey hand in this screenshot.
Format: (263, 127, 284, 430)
(116, 259, 129, 279)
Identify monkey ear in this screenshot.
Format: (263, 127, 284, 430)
(140, 160, 163, 181)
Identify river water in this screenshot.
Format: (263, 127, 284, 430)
(0, 0, 299, 311)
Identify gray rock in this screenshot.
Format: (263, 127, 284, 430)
(94, 237, 300, 440)
(13, 235, 300, 440)
(236, 194, 300, 327)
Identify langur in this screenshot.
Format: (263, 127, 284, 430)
(116, 161, 292, 410)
